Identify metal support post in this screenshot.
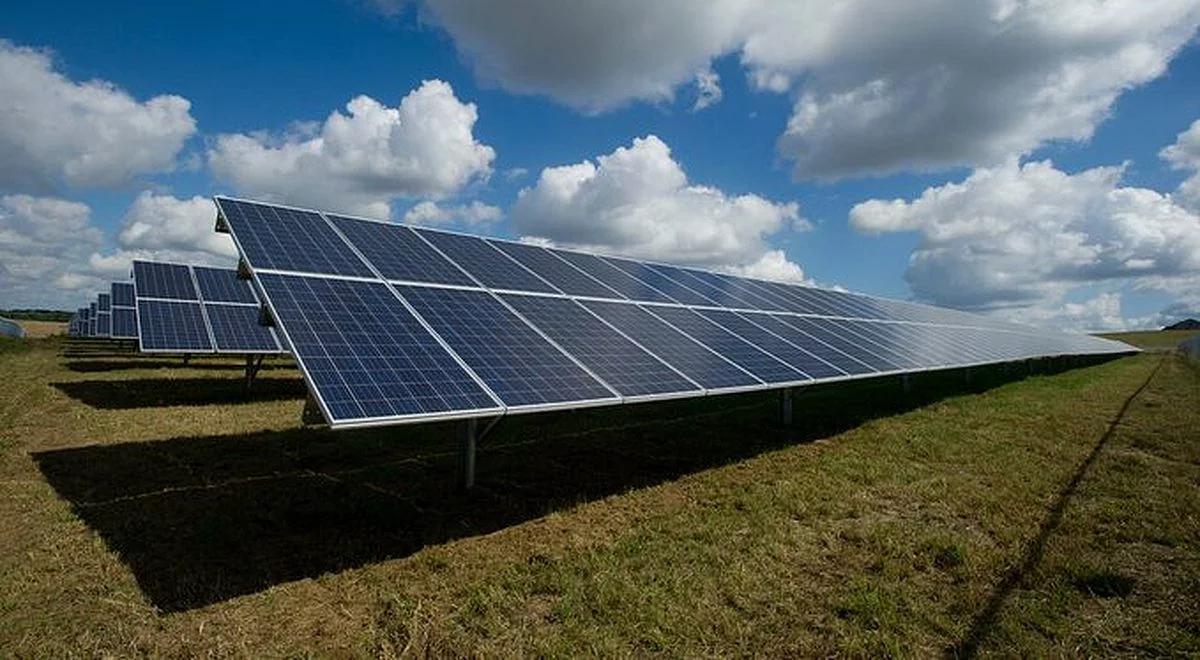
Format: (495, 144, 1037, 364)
(460, 418, 479, 491)
(780, 388, 793, 426)
(182, 353, 190, 366)
(244, 354, 264, 391)
(901, 373, 913, 393)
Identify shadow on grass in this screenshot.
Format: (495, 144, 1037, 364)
(62, 359, 292, 373)
(947, 355, 1163, 658)
(52, 377, 307, 409)
(34, 357, 1118, 613)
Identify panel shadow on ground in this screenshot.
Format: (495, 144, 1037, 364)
(31, 360, 1107, 613)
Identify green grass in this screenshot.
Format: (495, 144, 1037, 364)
(0, 338, 1197, 656)
(1099, 329, 1199, 350)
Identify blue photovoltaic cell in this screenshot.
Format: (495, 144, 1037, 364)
(845, 320, 942, 367)
(133, 261, 198, 300)
(647, 264, 775, 310)
(744, 313, 875, 376)
(550, 249, 675, 303)
(645, 306, 805, 384)
(778, 316, 900, 372)
(678, 269, 791, 311)
(111, 308, 138, 338)
(138, 300, 213, 352)
(215, 197, 373, 277)
(193, 266, 259, 304)
(489, 241, 622, 299)
(256, 273, 499, 424)
(822, 319, 925, 369)
(205, 304, 280, 352)
(330, 215, 475, 286)
(96, 312, 111, 336)
(720, 275, 816, 313)
(501, 294, 700, 398)
(581, 300, 759, 390)
(399, 286, 616, 407)
(698, 309, 845, 379)
(414, 229, 557, 293)
(601, 257, 716, 305)
(111, 282, 135, 307)
(97, 293, 111, 312)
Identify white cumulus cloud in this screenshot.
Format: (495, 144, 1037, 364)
(208, 79, 495, 217)
(0, 40, 196, 191)
(408, 0, 1200, 179)
(402, 200, 502, 226)
(849, 159, 1200, 325)
(117, 192, 235, 258)
(0, 195, 104, 308)
(512, 135, 806, 280)
(1162, 118, 1200, 211)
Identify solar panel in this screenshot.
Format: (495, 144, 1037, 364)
(111, 282, 135, 307)
(501, 294, 701, 398)
(202, 304, 278, 352)
(778, 316, 901, 372)
(96, 312, 111, 337)
(696, 309, 846, 379)
(601, 257, 716, 306)
(413, 228, 558, 293)
(824, 319, 927, 369)
(549, 249, 675, 303)
(193, 266, 259, 304)
(581, 301, 760, 391)
(133, 261, 199, 300)
(644, 305, 807, 384)
(97, 293, 112, 312)
(661, 267, 789, 311)
(745, 313, 876, 376)
(397, 285, 617, 408)
(256, 273, 501, 425)
(214, 196, 1137, 430)
(111, 308, 138, 339)
(137, 300, 212, 352)
(329, 215, 476, 286)
(489, 241, 623, 299)
(215, 197, 374, 278)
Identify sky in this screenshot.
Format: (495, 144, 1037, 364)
(2, 0, 1200, 332)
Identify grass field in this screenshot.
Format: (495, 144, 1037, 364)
(1099, 328, 1199, 351)
(16, 319, 67, 338)
(1, 336, 1196, 656)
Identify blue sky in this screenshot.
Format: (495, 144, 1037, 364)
(2, 0, 1200, 330)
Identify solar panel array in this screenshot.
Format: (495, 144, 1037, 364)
(109, 282, 138, 339)
(132, 260, 283, 354)
(215, 197, 1136, 430)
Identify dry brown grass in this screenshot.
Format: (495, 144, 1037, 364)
(0, 337, 1196, 656)
(17, 320, 67, 337)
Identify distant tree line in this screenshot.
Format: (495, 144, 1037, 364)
(0, 309, 72, 322)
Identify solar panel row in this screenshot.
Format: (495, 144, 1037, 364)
(214, 197, 1135, 430)
(132, 260, 283, 355)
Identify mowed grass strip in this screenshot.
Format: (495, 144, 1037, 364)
(1099, 328, 1199, 351)
(0, 338, 1195, 656)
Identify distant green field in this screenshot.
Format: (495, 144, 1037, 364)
(1098, 329, 1200, 350)
(1, 338, 1196, 656)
